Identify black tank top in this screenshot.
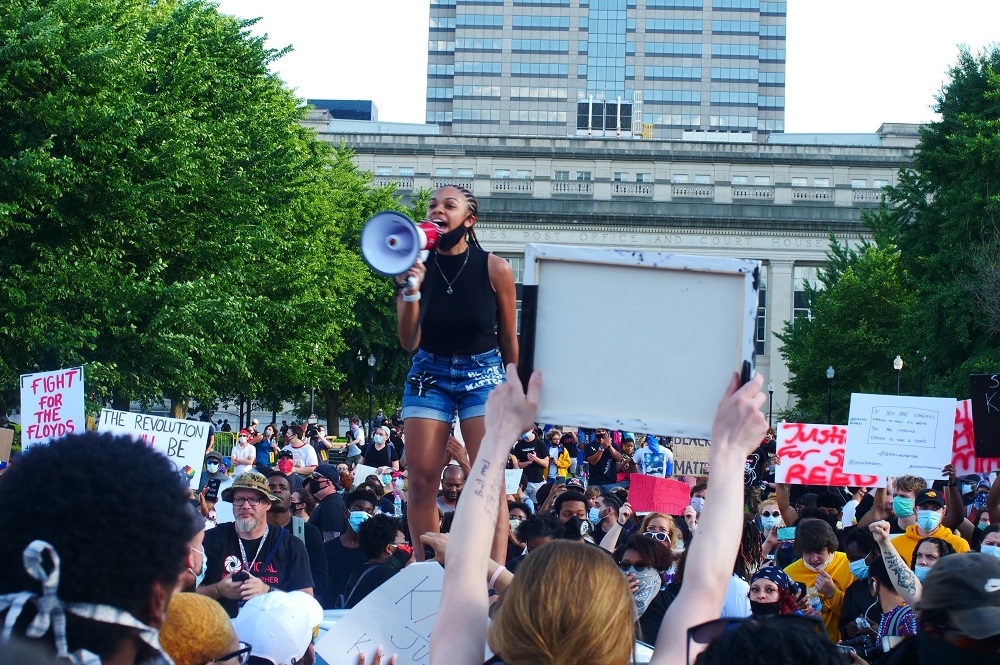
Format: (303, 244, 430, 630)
(419, 246, 498, 355)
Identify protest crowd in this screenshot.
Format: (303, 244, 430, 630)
(2, 184, 999, 665)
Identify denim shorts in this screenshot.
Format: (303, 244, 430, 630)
(402, 348, 505, 422)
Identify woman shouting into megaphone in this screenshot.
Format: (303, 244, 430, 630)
(395, 184, 519, 562)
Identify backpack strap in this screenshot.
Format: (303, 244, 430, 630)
(292, 516, 306, 543)
(343, 563, 381, 608)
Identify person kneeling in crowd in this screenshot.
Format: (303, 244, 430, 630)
(341, 514, 411, 609)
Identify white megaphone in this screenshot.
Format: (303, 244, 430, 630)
(360, 211, 439, 286)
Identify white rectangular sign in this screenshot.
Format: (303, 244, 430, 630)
(19, 367, 85, 447)
(99, 408, 209, 488)
(505, 469, 523, 495)
(353, 463, 379, 484)
(844, 393, 957, 478)
(314, 562, 492, 665)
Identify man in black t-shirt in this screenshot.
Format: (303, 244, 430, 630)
(359, 428, 400, 470)
(198, 471, 314, 617)
(343, 513, 408, 609)
(511, 430, 548, 503)
(266, 471, 328, 607)
(306, 465, 347, 542)
(585, 428, 622, 493)
(323, 488, 379, 608)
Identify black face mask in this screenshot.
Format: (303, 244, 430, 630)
(437, 221, 469, 251)
(558, 516, 590, 541)
(749, 599, 782, 616)
(307, 479, 323, 494)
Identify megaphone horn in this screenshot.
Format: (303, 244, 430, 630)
(360, 211, 439, 285)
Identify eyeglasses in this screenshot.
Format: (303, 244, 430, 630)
(760, 511, 781, 518)
(643, 531, 670, 542)
(211, 641, 252, 665)
(232, 497, 264, 507)
(686, 616, 825, 663)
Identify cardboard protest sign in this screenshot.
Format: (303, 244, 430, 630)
(970, 374, 1000, 458)
(0, 428, 13, 464)
(353, 463, 379, 484)
(99, 409, 209, 489)
(314, 562, 492, 665)
(775, 423, 880, 487)
(19, 367, 85, 447)
(952, 399, 1000, 475)
(505, 469, 523, 495)
(844, 394, 956, 478)
(628, 474, 691, 515)
(671, 438, 710, 476)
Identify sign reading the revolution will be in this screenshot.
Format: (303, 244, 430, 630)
(99, 409, 208, 488)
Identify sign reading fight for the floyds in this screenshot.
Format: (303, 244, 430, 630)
(19, 367, 85, 447)
(99, 409, 209, 488)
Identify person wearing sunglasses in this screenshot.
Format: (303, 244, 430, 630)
(199, 472, 314, 617)
(614, 533, 675, 646)
(429, 368, 770, 665)
(160, 592, 252, 665)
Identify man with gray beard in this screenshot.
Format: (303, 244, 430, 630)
(198, 471, 314, 617)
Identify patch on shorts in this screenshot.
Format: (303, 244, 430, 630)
(408, 371, 438, 397)
(465, 365, 504, 392)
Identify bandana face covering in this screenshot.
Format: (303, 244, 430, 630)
(624, 566, 662, 617)
(0, 541, 173, 665)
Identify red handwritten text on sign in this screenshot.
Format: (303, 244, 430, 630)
(777, 423, 880, 487)
(628, 474, 691, 515)
(19, 367, 84, 445)
(952, 399, 1000, 475)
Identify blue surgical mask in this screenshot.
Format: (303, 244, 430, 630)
(349, 510, 371, 532)
(382, 474, 393, 485)
(892, 497, 915, 518)
(373, 434, 384, 444)
(982, 545, 1000, 559)
(588, 507, 601, 523)
(849, 558, 870, 580)
(191, 546, 208, 587)
(690, 496, 705, 515)
(914, 564, 932, 582)
(917, 509, 942, 532)
(760, 516, 781, 534)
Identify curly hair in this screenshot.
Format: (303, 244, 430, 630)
(344, 488, 379, 512)
(911, 537, 956, 569)
(694, 617, 843, 665)
(515, 513, 560, 545)
(735, 514, 763, 581)
(0, 432, 199, 658)
(358, 514, 403, 560)
(613, 533, 673, 572)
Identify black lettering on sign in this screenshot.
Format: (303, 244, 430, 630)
(970, 374, 1000, 458)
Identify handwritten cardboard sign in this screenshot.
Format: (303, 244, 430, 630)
(0, 428, 13, 464)
(775, 423, 880, 487)
(505, 469, 523, 495)
(628, 474, 691, 515)
(19, 367, 85, 448)
(672, 437, 710, 476)
(314, 562, 492, 665)
(99, 409, 209, 489)
(971, 374, 1000, 458)
(844, 393, 956, 478)
(952, 399, 1000, 475)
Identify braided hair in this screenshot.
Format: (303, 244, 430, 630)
(444, 184, 483, 249)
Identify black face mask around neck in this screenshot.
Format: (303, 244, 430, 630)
(437, 220, 470, 251)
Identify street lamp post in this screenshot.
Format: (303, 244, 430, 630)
(767, 380, 774, 428)
(893, 355, 904, 395)
(826, 366, 835, 424)
(367, 353, 377, 436)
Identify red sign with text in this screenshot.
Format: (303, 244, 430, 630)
(628, 474, 691, 515)
(952, 399, 1000, 475)
(776, 422, 880, 487)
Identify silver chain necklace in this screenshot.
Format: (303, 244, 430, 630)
(435, 246, 470, 295)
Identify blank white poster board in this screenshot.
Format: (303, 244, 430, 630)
(519, 244, 759, 440)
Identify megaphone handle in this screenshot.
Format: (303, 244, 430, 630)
(406, 250, 430, 289)
(407, 275, 418, 289)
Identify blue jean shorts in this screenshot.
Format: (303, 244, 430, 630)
(402, 348, 506, 422)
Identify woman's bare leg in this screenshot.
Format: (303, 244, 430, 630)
(404, 417, 451, 561)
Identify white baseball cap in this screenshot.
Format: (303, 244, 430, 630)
(231, 590, 323, 665)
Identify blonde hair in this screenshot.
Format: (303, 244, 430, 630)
(758, 498, 778, 515)
(894, 475, 928, 494)
(159, 593, 236, 665)
(489, 540, 634, 665)
(640, 512, 679, 549)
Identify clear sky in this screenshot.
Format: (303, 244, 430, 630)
(213, 0, 1000, 133)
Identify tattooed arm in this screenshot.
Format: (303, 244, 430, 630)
(430, 365, 541, 665)
(871, 520, 921, 605)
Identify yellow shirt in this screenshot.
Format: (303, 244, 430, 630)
(890, 524, 971, 567)
(784, 551, 855, 642)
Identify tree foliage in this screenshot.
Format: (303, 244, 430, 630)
(0, 0, 406, 418)
(778, 46, 1000, 417)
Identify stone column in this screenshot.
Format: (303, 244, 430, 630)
(766, 260, 794, 414)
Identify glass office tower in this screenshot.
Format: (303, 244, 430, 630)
(426, 0, 786, 139)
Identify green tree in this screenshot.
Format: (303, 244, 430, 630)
(776, 220, 917, 424)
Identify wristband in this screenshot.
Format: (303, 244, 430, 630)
(489, 565, 506, 590)
(402, 290, 421, 302)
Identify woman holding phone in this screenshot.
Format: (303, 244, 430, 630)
(395, 184, 518, 561)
